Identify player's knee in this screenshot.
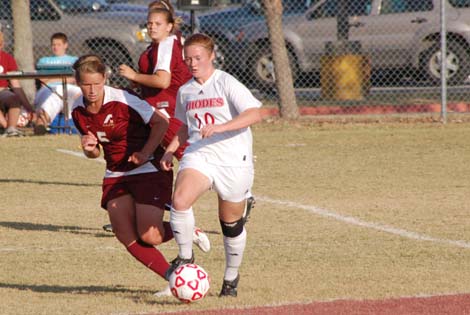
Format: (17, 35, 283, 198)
(220, 217, 244, 238)
(171, 194, 191, 210)
(139, 231, 163, 246)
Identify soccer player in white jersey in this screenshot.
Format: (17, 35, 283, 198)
(160, 33, 263, 297)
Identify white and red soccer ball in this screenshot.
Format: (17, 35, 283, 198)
(168, 263, 210, 303)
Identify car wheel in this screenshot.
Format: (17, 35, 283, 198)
(420, 41, 470, 85)
(250, 45, 298, 91)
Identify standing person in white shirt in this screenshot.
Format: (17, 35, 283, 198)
(160, 33, 262, 298)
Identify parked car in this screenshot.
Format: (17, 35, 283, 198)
(229, 0, 470, 89)
(196, 0, 310, 70)
(0, 0, 149, 86)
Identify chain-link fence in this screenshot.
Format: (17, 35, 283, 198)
(199, 0, 470, 117)
(2, 0, 470, 117)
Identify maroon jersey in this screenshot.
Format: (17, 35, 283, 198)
(138, 35, 192, 117)
(0, 51, 19, 88)
(72, 86, 161, 177)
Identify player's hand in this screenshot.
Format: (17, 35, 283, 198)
(200, 124, 222, 138)
(118, 64, 136, 81)
(128, 151, 149, 165)
(160, 152, 174, 171)
(81, 131, 98, 152)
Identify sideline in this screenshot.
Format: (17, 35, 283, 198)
(57, 148, 470, 250)
(56, 148, 105, 163)
(258, 196, 470, 250)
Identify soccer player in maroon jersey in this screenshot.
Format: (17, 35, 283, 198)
(118, 3, 191, 160)
(71, 54, 208, 295)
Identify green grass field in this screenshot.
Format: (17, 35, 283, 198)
(1, 120, 470, 315)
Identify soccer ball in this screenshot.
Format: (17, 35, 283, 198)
(169, 263, 210, 303)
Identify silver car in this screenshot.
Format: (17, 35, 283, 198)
(230, 0, 470, 88)
(0, 0, 150, 86)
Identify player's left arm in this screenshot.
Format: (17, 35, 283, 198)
(128, 110, 169, 165)
(200, 107, 262, 139)
(200, 75, 262, 138)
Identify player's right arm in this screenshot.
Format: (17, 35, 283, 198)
(160, 124, 189, 171)
(118, 64, 171, 89)
(81, 131, 101, 159)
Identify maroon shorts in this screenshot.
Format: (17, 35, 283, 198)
(101, 170, 173, 210)
(0, 89, 21, 113)
(162, 117, 188, 161)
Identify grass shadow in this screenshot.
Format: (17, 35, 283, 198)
(0, 221, 111, 237)
(0, 178, 100, 187)
(0, 282, 180, 305)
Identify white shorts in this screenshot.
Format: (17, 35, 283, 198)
(178, 151, 254, 203)
(35, 84, 82, 120)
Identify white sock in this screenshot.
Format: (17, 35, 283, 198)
(223, 228, 247, 281)
(170, 207, 194, 259)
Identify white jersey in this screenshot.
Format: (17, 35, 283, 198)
(153, 35, 177, 74)
(175, 69, 262, 166)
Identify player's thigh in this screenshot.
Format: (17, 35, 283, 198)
(128, 172, 173, 210)
(214, 165, 253, 202)
(174, 153, 213, 210)
(106, 193, 138, 246)
(128, 172, 172, 242)
(215, 166, 253, 221)
(173, 168, 212, 210)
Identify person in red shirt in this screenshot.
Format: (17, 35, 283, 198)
(0, 30, 34, 137)
(71, 54, 209, 296)
(118, 2, 191, 160)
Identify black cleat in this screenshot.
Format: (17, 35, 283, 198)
(165, 253, 194, 280)
(243, 196, 256, 224)
(219, 274, 239, 297)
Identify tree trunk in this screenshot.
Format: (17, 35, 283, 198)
(11, 0, 35, 104)
(261, 0, 299, 119)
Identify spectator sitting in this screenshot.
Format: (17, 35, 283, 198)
(33, 32, 82, 135)
(0, 30, 34, 137)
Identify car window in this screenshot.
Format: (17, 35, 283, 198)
(449, 0, 470, 7)
(311, 0, 372, 19)
(0, 0, 12, 20)
(0, 0, 60, 21)
(283, 0, 308, 13)
(380, 0, 433, 14)
(246, 0, 310, 14)
(54, 0, 109, 13)
(31, 0, 61, 21)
